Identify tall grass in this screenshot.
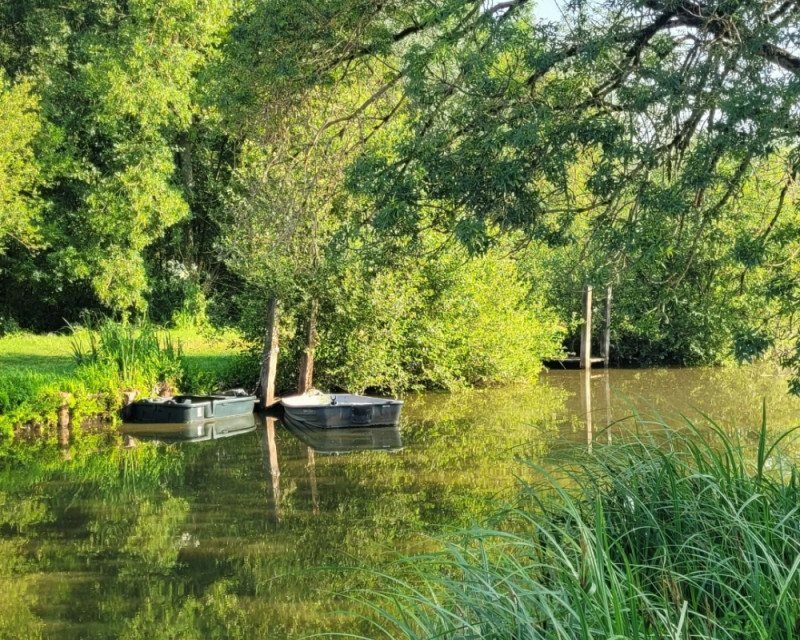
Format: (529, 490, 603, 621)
(346, 413, 800, 639)
(70, 320, 184, 390)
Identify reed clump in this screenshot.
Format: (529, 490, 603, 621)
(70, 320, 184, 393)
(352, 414, 800, 639)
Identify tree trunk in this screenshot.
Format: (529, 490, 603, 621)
(297, 298, 318, 393)
(258, 298, 280, 409)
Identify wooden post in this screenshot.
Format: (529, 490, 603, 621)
(258, 298, 280, 410)
(580, 285, 593, 369)
(603, 285, 612, 368)
(297, 298, 318, 394)
(57, 392, 72, 450)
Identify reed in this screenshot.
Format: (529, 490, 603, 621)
(70, 319, 184, 391)
(345, 412, 800, 639)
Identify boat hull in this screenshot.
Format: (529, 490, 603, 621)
(124, 394, 256, 423)
(280, 393, 403, 429)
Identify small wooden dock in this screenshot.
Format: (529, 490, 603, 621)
(545, 356, 606, 369)
(547, 285, 612, 370)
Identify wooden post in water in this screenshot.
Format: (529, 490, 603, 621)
(580, 285, 593, 369)
(58, 393, 72, 458)
(603, 285, 612, 368)
(258, 298, 280, 410)
(297, 298, 318, 394)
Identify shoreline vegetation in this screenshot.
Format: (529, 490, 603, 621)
(348, 417, 800, 640)
(0, 322, 242, 456)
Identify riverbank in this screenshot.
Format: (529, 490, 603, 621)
(0, 327, 243, 450)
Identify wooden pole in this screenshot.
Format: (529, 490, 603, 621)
(580, 285, 593, 369)
(58, 393, 72, 458)
(603, 285, 612, 368)
(258, 298, 280, 410)
(297, 298, 318, 394)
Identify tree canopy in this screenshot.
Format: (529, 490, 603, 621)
(3, 0, 800, 386)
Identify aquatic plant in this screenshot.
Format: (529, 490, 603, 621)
(346, 413, 800, 639)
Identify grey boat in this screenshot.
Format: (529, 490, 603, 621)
(281, 414, 403, 454)
(124, 393, 256, 424)
(280, 391, 403, 429)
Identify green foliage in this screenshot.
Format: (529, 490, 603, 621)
(0, 325, 237, 443)
(315, 244, 564, 392)
(354, 415, 800, 639)
(0, 0, 236, 323)
(0, 72, 43, 255)
(71, 320, 185, 392)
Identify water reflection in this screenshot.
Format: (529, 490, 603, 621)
(280, 414, 404, 454)
(258, 415, 282, 524)
(1, 366, 799, 639)
(120, 413, 256, 443)
(542, 365, 800, 446)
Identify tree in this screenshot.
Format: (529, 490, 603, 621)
(0, 74, 43, 256)
(0, 0, 235, 324)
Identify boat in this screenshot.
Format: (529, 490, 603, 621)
(121, 413, 256, 443)
(280, 391, 403, 429)
(281, 413, 403, 454)
(124, 392, 256, 424)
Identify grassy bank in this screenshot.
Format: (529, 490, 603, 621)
(352, 416, 800, 639)
(0, 324, 243, 447)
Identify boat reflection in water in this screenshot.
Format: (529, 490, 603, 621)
(280, 413, 403, 454)
(121, 413, 256, 443)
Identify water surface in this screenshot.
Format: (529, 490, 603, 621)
(1, 366, 798, 639)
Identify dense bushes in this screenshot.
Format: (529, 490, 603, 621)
(231, 241, 565, 394)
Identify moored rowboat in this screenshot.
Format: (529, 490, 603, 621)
(280, 391, 403, 429)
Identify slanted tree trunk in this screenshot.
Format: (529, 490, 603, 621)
(258, 298, 280, 409)
(297, 298, 318, 394)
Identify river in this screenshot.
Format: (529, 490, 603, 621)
(1, 366, 798, 639)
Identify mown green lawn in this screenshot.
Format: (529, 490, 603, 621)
(0, 329, 243, 379)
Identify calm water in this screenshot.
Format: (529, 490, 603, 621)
(1, 367, 799, 639)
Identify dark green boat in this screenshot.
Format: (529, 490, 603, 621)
(124, 393, 256, 424)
